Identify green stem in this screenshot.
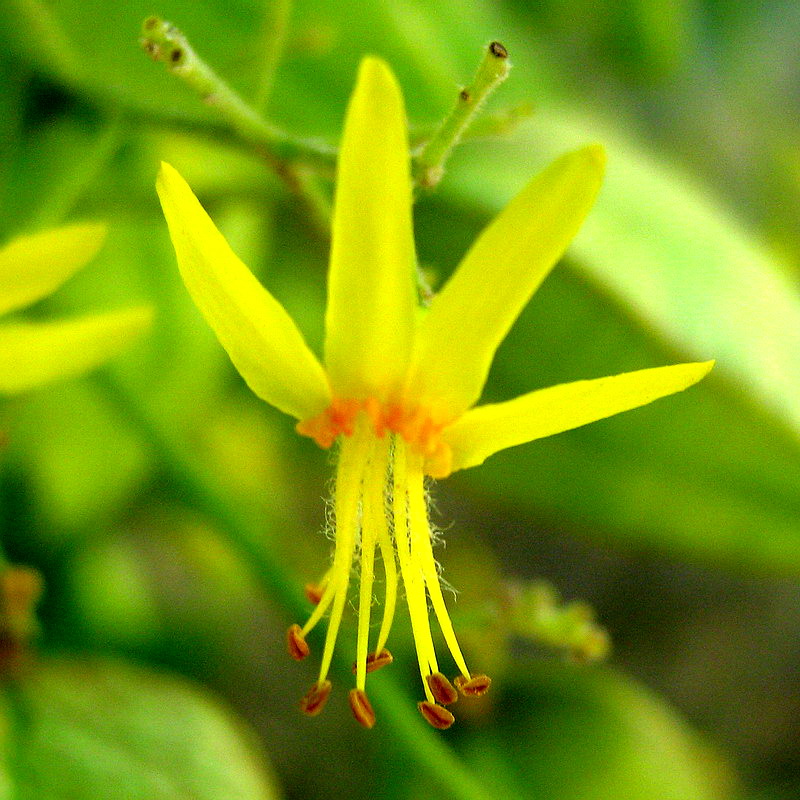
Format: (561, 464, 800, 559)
(140, 17, 334, 235)
(413, 41, 511, 191)
(253, 0, 294, 114)
(411, 101, 534, 149)
(93, 370, 497, 800)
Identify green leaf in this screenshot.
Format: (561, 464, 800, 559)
(2, 657, 281, 800)
(462, 664, 734, 800)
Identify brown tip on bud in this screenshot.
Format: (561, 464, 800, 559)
(299, 680, 332, 716)
(459, 88, 470, 102)
(418, 701, 455, 730)
(489, 41, 508, 59)
(286, 624, 310, 661)
(348, 688, 376, 729)
(143, 15, 159, 31)
(1, 567, 43, 615)
(454, 673, 492, 697)
(352, 648, 394, 675)
(169, 47, 184, 65)
(427, 672, 459, 706)
(304, 583, 324, 605)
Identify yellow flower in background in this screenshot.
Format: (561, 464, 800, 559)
(157, 57, 712, 730)
(0, 224, 152, 394)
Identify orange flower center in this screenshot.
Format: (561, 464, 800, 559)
(296, 398, 453, 477)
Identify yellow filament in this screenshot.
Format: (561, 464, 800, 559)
(314, 568, 332, 594)
(355, 440, 382, 690)
(407, 452, 471, 678)
(317, 424, 370, 684)
(374, 439, 398, 655)
(392, 437, 438, 701)
(301, 571, 337, 636)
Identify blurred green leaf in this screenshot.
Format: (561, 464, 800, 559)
(2, 656, 281, 799)
(462, 664, 734, 800)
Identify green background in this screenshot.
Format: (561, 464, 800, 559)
(0, 0, 798, 798)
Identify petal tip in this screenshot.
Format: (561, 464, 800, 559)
(354, 55, 400, 102)
(696, 359, 715, 379)
(156, 161, 181, 192)
(357, 54, 393, 80)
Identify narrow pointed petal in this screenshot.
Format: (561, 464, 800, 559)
(405, 146, 606, 423)
(0, 306, 152, 394)
(442, 361, 714, 474)
(324, 57, 417, 402)
(157, 162, 331, 420)
(0, 223, 106, 316)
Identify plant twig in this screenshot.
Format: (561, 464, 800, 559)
(411, 101, 534, 149)
(140, 16, 333, 236)
(413, 41, 511, 192)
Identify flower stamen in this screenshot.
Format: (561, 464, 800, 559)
(315, 426, 370, 687)
(454, 674, 493, 697)
(286, 623, 310, 661)
(418, 701, 455, 730)
(348, 688, 376, 729)
(351, 648, 394, 674)
(407, 451, 472, 680)
(392, 438, 440, 703)
(288, 412, 487, 726)
(300, 680, 333, 716)
(427, 672, 459, 706)
(355, 438, 383, 690)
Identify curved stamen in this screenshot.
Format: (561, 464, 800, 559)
(304, 568, 331, 605)
(316, 425, 370, 685)
(355, 438, 384, 690)
(300, 571, 338, 637)
(407, 452, 471, 679)
(374, 448, 398, 655)
(392, 437, 438, 701)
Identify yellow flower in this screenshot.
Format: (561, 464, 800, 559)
(0, 224, 152, 394)
(156, 57, 712, 730)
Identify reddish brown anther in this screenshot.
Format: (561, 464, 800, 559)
(454, 673, 492, 697)
(351, 648, 394, 674)
(304, 583, 324, 605)
(427, 672, 459, 706)
(348, 688, 376, 729)
(286, 624, 310, 661)
(418, 701, 455, 730)
(299, 680, 332, 716)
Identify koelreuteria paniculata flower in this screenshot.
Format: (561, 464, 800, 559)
(157, 57, 712, 729)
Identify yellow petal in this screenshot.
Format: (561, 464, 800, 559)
(156, 162, 331, 420)
(0, 223, 107, 316)
(324, 57, 417, 402)
(0, 306, 152, 394)
(405, 146, 606, 424)
(442, 361, 714, 474)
